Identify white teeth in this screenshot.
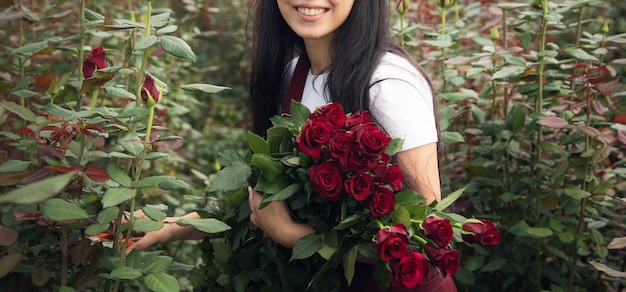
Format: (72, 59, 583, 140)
(298, 7, 326, 16)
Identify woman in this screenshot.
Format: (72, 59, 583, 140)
(129, 1, 455, 290)
(246, 1, 456, 291)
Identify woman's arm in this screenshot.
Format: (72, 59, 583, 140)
(125, 211, 209, 254)
(395, 142, 441, 204)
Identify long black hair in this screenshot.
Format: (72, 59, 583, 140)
(249, 0, 437, 137)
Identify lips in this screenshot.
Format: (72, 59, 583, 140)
(297, 7, 328, 16)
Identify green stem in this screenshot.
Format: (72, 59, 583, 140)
(89, 88, 99, 110)
(532, 0, 549, 289)
(441, 7, 447, 35)
(77, 0, 86, 111)
(412, 235, 428, 246)
(399, 12, 406, 47)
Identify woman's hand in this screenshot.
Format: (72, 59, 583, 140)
(248, 186, 314, 248)
(123, 211, 207, 255)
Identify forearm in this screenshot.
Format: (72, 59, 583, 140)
(166, 212, 209, 242)
(269, 221, 315, 248)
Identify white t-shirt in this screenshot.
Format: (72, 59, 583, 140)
(285, 52, 438, 152)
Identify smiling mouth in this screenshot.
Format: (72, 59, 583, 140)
(297, 7, 328, 16)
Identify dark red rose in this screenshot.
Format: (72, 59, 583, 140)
(312, 103, 346, 129)
(344, 147, 379, 172)
(309, 161, 344, 201)
(462, 219, 501, 246)
(384, 164, 403, 191)
(296, 118, 334, 159)
(344, 172, 374, 201)
(421, 215, 453, 247)
(424, 243, 460, 275)
(344, 111, 371, 128)
(374, 223, 409, 261)
(390, 250, 429, 288)
(328, 130, 353, 164)
(141, 74, 161, 106)
(82, 45, 107, 78)
(353, 124, 391, 156)
(369, 186, 395, 218)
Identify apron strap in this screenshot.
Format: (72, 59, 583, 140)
(282, 52, 310, 116)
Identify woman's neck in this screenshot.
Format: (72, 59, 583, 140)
(303, 38, 332, 75)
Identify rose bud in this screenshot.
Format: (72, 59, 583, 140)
(437, 0, 455, 9)
(344, 111, 371, 129)
(374, 223, 409, 261)
(390, 250, 429, 288)
(141, 74, 162, 107)
(424, 243, 460, 275)
(421, 215, 453, 247)
(397, 0, 410, 15)
(461, 219, 501, 246)
(82, 45, 107, 78)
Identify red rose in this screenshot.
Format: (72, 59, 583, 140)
(374, 223, 409, 261)
(344, 111, 371, 128)
(141, 74, 161, 106)
(462, 219, 501, 246)
(309, 161, 344, 201)
(384, 164, 403, 191)
(296, 118, 334, 159)
(344, 172, 374, 201)
(424, 243, 460, 275)
(312, 103, 346, 129)
(421, 215, 453, 247)
(82, 45, 107, 78)
(390, 250, 429, 288)
(353, 124, 391, 156)
(344, 147, 379, 172)
(369, 186, 395, 218)
(328, 130, 353, 164)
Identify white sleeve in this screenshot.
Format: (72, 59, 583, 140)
(369, 55, 438, 151)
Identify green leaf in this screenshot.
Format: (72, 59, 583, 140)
(102, 188, 137, 208)
(0, 253, 23, 277)
(0, 172, 76, 205)
(434, 186, 466, 212)
(0, 160, 31, 173)
(143, 256, 173, 273)
(151, 12, 171, 28)
(394, 190, 425, 207)
(492, 66, 524, 80)
(260, 183, 303, 208)
(481, 258, 507, 272)
(85, 223, 109, 235)
(251, 153, 285, 181)
(104, 86, 136, 99)
(207, 161, 251, 192)
(107, 164, 132, 187)
(385, 138, 404, 156)
(59, 286, 76, 292)
(248, 132, 269, 155)
(442, 131, 465, 144)
(393, 205, 411, 227)
(180, 83, 230, 94)
(1, 101, 37, 122)
(160, 35, 196, 62)
(11, 89, 39, 99)
(335, 214, 365, 230)
(291, 233, 323, 261)
(142, 207, 167, 221)
(110, 267, 142, 279)
(133, 219, 164, 232)
(176, 218, 231, 234)
(563, 186, 591, 200)
(290, 100, 311, 129)
(526, 227, 553, 238)
(135, 35, 158, 50)
(40, 198, 89, 221)
(506, 105, 526, 132)
(565, 47, 599, 61)
(11, 40, 48, 54)
(343, 247, 358, 286)
(158, 179, 190, 190)
(144, 272, 180, 292)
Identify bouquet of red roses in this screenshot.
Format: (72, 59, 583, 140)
(206, 101, 501, 290)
